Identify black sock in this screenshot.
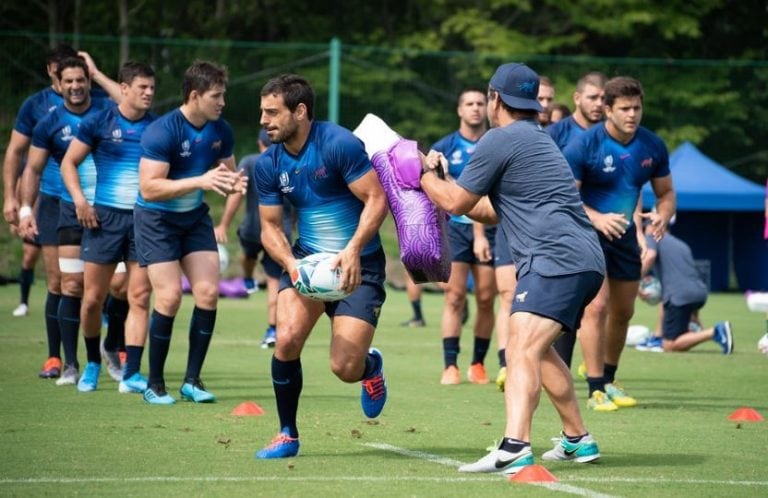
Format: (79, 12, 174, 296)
(603, 363, 617, 384)
(586, 376, 605, 397)
(185, 306, 216, 381)
(500, 437, 530, 454)
(20, 268, 34, 305)
(472, 337, 490, 365)
(411, 300, 423, 320)
(564, 432, 588, 443)
(361, 350, 381, 380)
(84, 335, 101, 364)
(497, 348, 506, 368)
(44, 292, 62, 358)
(552, 331, 577, 368)
(148, 310, 175, 386)
(271, 356, 303, 438)
(123, 345, 144, 379)
(443, 337, 460, 368)
(58, 295, 81, 368)
(104, 296, 128, 352)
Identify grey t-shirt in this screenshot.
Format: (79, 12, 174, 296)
(238, 153, 292, 242)
(456, 119, 605, 278)
(646, 233, 707, 306)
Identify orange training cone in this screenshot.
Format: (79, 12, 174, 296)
(728, 407, 764, 422)
(231, 401, 265, 416)
(508, 464, 558, 483)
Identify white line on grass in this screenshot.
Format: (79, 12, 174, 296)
(0, 476, 497, 485)
(362, 442, 616, 498)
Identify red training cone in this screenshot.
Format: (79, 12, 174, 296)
(728, 407, 764, 422)
(508, 464, 558, 483)
(231, 401, 265, 416)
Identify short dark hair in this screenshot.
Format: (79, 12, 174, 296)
(55, 56, 89, 81)
(539, 76, 553, 88)
(119, 61, 155, 85)
(457, 87, 486, 106)
(261, 74, 315, 120)
(46, 44, 78, 65)
(182, 60, 228, 103)
(604, 76, 644, 107)
(576, 71, 607, 92)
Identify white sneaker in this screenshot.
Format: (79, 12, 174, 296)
(12, 303, 29, 317)
(55, 364, 79, 386)
(101, 344, 124, 382)
(458, 445, 534, 474)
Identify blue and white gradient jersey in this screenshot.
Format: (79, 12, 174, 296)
(254, 121, 381, 256)
(563, 124, 670, 226)
(138, 108, 234, 213)
(77, 106, 156, 210)
(546, 115, 588, 151)
(31, 99, 114, 201)
(13, 87, 63, 137)
(431, 130, 481, 224)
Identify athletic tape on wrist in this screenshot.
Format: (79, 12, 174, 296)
(19, 205, 33, 219)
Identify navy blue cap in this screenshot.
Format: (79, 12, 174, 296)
(489, 63, 542, 112)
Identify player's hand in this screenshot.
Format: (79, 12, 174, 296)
(594, 212, 629, 241)
(3, 197, 19, 225)
(77, 51, 99, 75)
(213, 224, 228, 243)
(18, 214, 37, 239)
(639, 211, 668, 242)
(473, 234, 492, 263)
(201, 164, 240, 196)
(75, 200, 99, 229)
(333, 248, 362, 294)
(231, 167, 248, 195)
(422, 150, 447, 179)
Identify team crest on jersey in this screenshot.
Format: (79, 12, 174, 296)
(180, 140, 192, 157)
(279, 171, 294, 193)
(111, 128, 123, 143)
(450, 150, 463, 165)
(312, 165, 328, 180)
(602, 155, 615, 173)
(212, 140, 222, 150)
(641, 157, 654, 168)
(61, 125, 74, 142)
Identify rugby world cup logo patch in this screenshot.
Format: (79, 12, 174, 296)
(180, 139, 192, 157)
(602, 155, 615, 173)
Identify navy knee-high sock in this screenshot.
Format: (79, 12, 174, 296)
(497, 348, 506, 368)
(45, 292, 62, 359)
(472, 336, 491, 365)
(185, 307, 216, 381)
(553, 331, 577, 368)
(20, 268, 34, 305)
(123, 345, 144, 379)
(58, 295, 81, 368)
(443, 337, 460, 368)
(148, 310, 175, 387)
(84, 335, 101, 364)
(271, 356, 303, 438)
(104, 296, 128, 352)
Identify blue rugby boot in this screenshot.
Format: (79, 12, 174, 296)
(361, 348, 387, 418)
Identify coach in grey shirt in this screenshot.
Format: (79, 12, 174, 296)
(420, 62, 605, 475)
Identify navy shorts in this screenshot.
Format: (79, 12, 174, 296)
(279, 244, 387, 327)
(36, 193, 60, 246)
(238, 229, 283, 278)
(511, 270, 603, 334)
(598, 229, 641, 281)
(662, 300, 705, 340)
(448, 221, 497, 265)
(494, 228, 515, 267)
(57, 200, 83, 246)
(81, 205, 136, 264)
(134, 203, 217, 267)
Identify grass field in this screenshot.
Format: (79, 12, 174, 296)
(0, 282, 766, 497)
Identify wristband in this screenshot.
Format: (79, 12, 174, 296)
(19, 205, 33, 220)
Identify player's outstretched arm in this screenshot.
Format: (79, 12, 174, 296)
(78, 51, 122, 103)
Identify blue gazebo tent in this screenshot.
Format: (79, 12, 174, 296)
(642, 141, 767, 291)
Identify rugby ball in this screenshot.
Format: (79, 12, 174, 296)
(217, 244, 229, 274)
(638, 275, 662, 305)
(291, 252, 349, 302)
(626, 324, 651, 346)
(758, 333, 768, 356)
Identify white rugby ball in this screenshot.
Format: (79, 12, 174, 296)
(291, 252, 349, 302)
(217, 244, 229, 274)
(638, 275, 662, 305)
(758, 333, 768, 356)
(626, 324, 651, 346)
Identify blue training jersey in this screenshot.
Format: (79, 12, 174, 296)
(137, 108, 234, 213)
(77, 106, 156, 210)
(31, 98, 114, 201)
(546, 115, 588, 151)
(431, 130, 481, 224)
(254, 121, 381, 256)
(563, 123, 670, 225)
